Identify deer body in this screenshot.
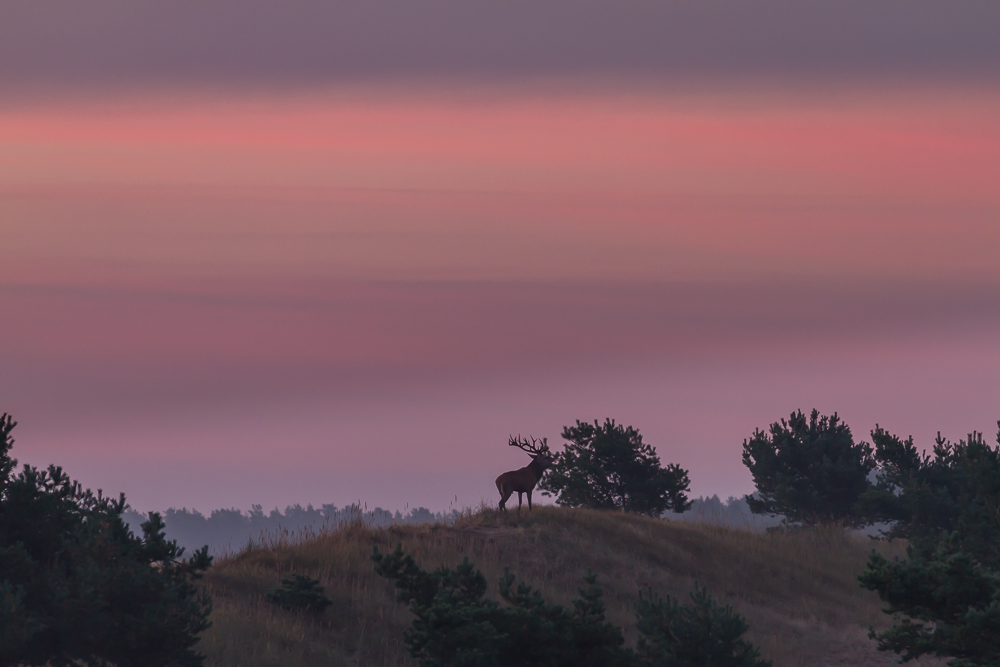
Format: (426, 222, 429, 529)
(496, 436, 552, 512)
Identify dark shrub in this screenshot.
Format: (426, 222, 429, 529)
(540, 419, 691, 516)
(267, 573, 333, 614)
(0, 413, 212, 667)
(742, 409, 875, 526)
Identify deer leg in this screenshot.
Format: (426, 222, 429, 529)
(527, 489, 533, 510)
(517, 492, 523, 513)
(498, 485, 511, 511)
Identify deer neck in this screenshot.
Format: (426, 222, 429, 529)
(526, 458, 547, 478)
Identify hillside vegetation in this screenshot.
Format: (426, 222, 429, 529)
(200, 507, 942, 667)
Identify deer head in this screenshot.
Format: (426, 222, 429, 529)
(508, 435, 553, 471)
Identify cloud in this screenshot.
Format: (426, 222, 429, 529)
(2, 0, 998, 99)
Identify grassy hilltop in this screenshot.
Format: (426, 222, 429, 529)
(199, 507, 941, 667)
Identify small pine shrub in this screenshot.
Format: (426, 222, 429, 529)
(373, 544, 768, 667)
(266, 573, 332, 614)
(636, 583, 770, 667)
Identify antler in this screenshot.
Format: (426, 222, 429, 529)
(508, 435, 550, 455)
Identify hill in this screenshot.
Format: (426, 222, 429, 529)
(199, 506, 943, 667)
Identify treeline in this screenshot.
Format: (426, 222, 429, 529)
(674, 495, 782, 531)
(123, 504, 461, 555)
(124, 496, 776, 556)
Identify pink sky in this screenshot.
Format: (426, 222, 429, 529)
(3, 59, 999, 511)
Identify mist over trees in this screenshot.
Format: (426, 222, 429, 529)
(672, 495, 782, 531)
(123, 503, 462, 555)
(129, 495, 780, 558)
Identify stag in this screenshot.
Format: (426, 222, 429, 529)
(496, 435, 553, 512)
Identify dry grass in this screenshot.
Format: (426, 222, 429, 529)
(199, 506, 944, 667)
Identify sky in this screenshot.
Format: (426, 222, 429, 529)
(2, 0, 999, 513)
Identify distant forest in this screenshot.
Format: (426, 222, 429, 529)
(122, 504, 460, 555)
(672, 495, 781, 530)
(124, 495, 780, 555)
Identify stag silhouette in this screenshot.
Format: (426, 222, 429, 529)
(495, 435, 553, 513)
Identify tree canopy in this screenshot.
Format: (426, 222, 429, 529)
(539, 419, 691, 516)
(741, 409, 875, 526)
(858, 424, 1000, 666)
(0, 413, 213, 667)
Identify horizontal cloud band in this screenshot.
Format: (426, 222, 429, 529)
(2, 0, 999, 96)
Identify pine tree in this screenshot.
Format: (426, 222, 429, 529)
(741, 409, 875, 526)
(0, 413, 213, 667)
(858, 424, 1000, 666)
(539, 419, 691, 516)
